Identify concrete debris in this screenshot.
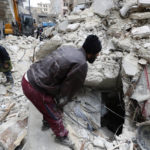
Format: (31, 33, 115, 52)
(0, 118, 27, 150)
(144, 43, 150, 48)
(35, 35, 62, 60)
(122, 53, 139, 76)
(66, 23, 80, 32)
(92, 0, 115, 17)
(112, 38, 133, 52)
(131, 26, 150, 38)
(120, 0, 137, 18)
(1, 1, 150, 150)
(132, 65, 150, 102)
(67, 15, 86, 23)
(130, 12, 150, 20)
(138, 0, 150, 7)
(58, 20, 68, 33)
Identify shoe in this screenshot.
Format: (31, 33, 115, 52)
(41, 120, 50, 131)
(55, 136, 74, 149)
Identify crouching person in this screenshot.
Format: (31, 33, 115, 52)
(0, 45, 14, 85)
(21, 35, 102, 148)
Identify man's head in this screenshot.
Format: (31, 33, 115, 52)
(83, 35, 102, 63)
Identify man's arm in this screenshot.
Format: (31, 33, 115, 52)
(59, 63, 88, 107)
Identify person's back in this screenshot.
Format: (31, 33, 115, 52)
(27, 46, 87, 98)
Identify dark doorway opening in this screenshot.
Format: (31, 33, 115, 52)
(101, 90, 125, 136)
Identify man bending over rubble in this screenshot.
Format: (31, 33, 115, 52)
(21, 35, 102, 148)
(0, 45, 14, 85)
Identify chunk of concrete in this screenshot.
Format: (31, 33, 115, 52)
(120, 0, 137, 18)
(58, 21, 68, 33)
(92, 0, 115, 17)
(138, 0, 150, 7)
(112, 38, 133, 52)
(0, 118, 27, 150)
(131, 26, 150, 38)
(35, 35, 62, 60)
(130, 12, 150, 20)
(144, 43, 150, 48)
(25, 103, 69, 150)
(0, 85, 7, 95)
(138, 48, 150, 63)
(67, 15, 86, 23)
(122, 54, 139, 76)
(66, 23, 80, 32)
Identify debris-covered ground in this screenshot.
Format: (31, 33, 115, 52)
(0, 0, 150, 149)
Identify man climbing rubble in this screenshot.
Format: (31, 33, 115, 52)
(21, 35, 102, 148)
(0, 45, 14, 85)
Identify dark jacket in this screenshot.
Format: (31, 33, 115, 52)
(27, 46, 88, 100)
(0, 46, 10, 63)
(0, 46, 12, 72)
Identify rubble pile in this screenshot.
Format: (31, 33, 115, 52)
(0, 0, 150, 149)
(39, 0, 150, 149)
(0, 35, 38, 149)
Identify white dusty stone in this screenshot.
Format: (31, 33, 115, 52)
(35, 35, 62, 60)
(0, 85, 7, 95)
(138, 48, 150, 63)
(93, 136, 105, 148)
(130, 12, 150, 20)
(67, 15, 86, 23)
(138, 58, 147, 65)
(122, 54, 139, 76)
(120, 0, 137, 18)
(66, 23, 80, 32)
(112, 38, 133, 52)
(131, 26, 150, 38)
(58, 20, 68, 32)
(92, 0, 115, 17)
(144, 43, 150, 48)
(138, 0, 150, 7)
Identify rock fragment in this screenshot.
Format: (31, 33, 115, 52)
(35, 35, 62, 60)
(138, 0, 150, 7)
(66, 23, 80, 32)
(58, 20, 68, 33)
(130, 12, 150, 20)
(92, 0, 115, 17)
(122, 53, 139, 76)
(131, 26, 150, 38)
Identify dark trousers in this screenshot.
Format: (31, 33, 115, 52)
(21, 76, 68, 137)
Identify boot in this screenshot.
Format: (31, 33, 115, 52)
(41, 119, 50, 131)
(4, 75, 14, 86)
(55, 136, 74, 149)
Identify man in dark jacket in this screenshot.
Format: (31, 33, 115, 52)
(0, 45, 14, 85)
(21, 35, 101, 147)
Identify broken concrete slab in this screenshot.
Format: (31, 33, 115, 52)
(0, 118, 27, 150)
(25, 103, 70, 150)
(120, 0, 137, 18)
(92, 0, 115, 17)
(144, 43, 150, 48)
(122, 53, 139, 76)
(130, 12, 150, 20)
(0, 85, 7, 95)
(58, 21, 68, 33)
(138, 48, 150, 63)
(112, 38, 133, 52)
(66, 23, 80, 32)
(131, 65, 150, 102)
(67, 15, 86, 23)
(138, 0, 150, 7)
(35, 35, 62, 60)
(131, 26, 150, 38)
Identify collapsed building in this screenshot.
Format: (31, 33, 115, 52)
(0, 0, 150, 149)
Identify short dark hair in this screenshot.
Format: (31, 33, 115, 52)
(82, 35, 102, 54)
